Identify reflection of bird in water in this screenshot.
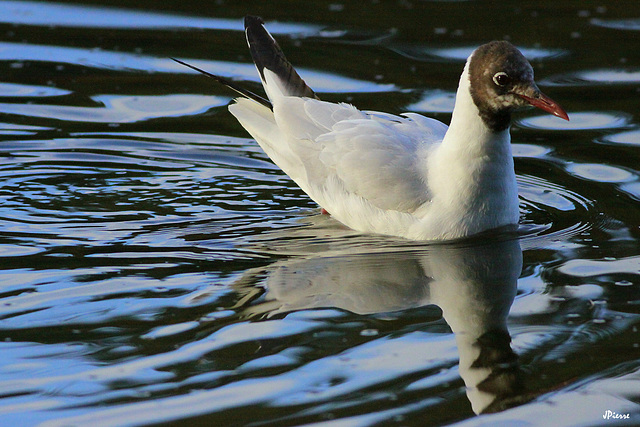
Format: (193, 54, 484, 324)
(237, 237, 525, 414)
(173, 16, 568, 241)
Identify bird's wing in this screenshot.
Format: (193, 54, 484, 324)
(272, 96, 449, 213)
(238, 17, 447, 214)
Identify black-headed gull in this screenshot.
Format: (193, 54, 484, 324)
(173, 15, 569, 240)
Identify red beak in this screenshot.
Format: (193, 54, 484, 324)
(518, 92, 569, 121)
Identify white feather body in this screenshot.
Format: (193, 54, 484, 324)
(229, 60, 519, 240)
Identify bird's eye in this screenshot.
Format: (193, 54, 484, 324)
(493, 72, 511, 86)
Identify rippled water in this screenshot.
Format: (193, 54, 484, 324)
(0, 1, 639, 426)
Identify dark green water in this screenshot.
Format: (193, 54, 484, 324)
(0, 1, 639, 426)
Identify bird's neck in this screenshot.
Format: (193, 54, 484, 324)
(422, 62, 519, 239)
(442, 62, 511, 156)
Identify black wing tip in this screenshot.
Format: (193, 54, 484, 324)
(243, 15, 276, 82)
(170, 57, 190, 67)
(170, 57, 272, 110)
(244, 15, 273, 49)
(242, 14, 318, 100)
(244, 15, 264, 28)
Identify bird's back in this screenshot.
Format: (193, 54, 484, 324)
(229, 93, 448, 233)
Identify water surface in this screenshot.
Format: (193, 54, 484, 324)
(0, 1, 639, 426)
